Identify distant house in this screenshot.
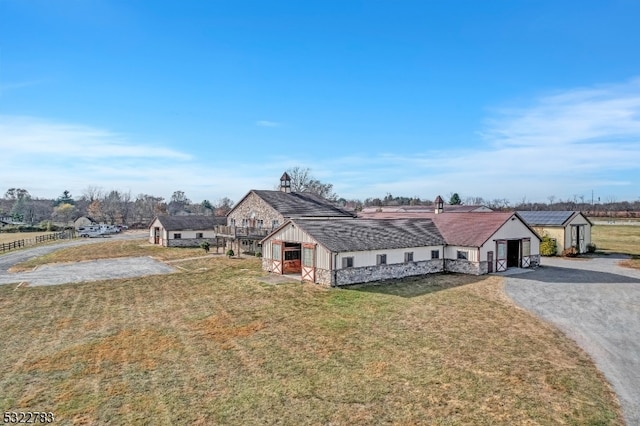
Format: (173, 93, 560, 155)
(0, 218, 11, 229)
(517, 211, 593, 254)
(260, 203, 541, 285)
(359, 204, 492, 215)
(149, 215, 227, 247)
(74, 216, 98, 229)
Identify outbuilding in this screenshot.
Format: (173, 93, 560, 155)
(517, 211, 593, 254)
(149, 215, 227, 247)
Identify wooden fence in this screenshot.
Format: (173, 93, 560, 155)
(0, 231, 74, 253)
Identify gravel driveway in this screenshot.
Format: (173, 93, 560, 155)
(0, 231, 175, 287)
(505, 256, 640, 425)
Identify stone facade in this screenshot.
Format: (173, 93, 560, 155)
(227, 192, 285, 229)
(314, 268, 332, 286)
(530, 254, 540, 267)
(445, 259, 482, 275)
(335, 260, 444, 286)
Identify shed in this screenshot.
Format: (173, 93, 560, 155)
(517, 211, 593, 254)
(149, 215, 227, 247)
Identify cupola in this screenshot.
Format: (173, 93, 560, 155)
(280, 172, 291, 193)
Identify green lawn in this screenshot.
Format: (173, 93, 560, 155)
(0, 244, 623, 425)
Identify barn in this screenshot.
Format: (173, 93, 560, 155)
(517, 211, 593, 254)
(260, 218, 445, 286)
(259, 212, 541, 286)
(149, 215, 227, 247)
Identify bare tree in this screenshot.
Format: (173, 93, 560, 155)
(284, 167, 337, 201)
(81, 186, 103, 202)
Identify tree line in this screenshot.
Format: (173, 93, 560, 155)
(0, 187, 235, 228)
(3, 170, 639, 227)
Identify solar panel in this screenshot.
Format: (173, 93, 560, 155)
(517, 211, 574, 225)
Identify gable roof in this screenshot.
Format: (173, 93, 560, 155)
(231, 190, 356, 219)
(265, 218, 445, 252)
(151, 215, 226, 231)
(517, 211, 593, 226)
(359, 204, 491, 214)
(431, 212, 540, 246)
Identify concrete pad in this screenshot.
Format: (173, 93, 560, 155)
(0, 256, 176, 286)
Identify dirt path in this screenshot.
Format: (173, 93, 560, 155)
(504, 255, 640, 425)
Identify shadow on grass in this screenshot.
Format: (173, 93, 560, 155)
(344, 273, 486, 298)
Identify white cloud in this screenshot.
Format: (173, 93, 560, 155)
(256, 120, 281, 128)
(308, 79, 640, 202)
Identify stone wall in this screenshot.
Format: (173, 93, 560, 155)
(530, 255, 540, 267)
(227, 192, 285, 228)
(445, 259, 482, 275)
(335, 260, 443, 286)
(314, 268, 332, 286)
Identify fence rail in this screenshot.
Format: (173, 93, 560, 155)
(0, 231, 73, 253)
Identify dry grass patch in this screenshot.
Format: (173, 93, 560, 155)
(0, 257, 622, 425)
(9, 239, 207, 271)
(592, 225, 640, 270)
(0, 232, 59, 244)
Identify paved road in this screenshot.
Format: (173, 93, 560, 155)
(505, 256, 640, 425)
(0, 231, 175, 286)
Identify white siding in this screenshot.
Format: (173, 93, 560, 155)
(166, 230, 220, 239)
(262, 225, 332, 269)
(444, 246, 479, 262)
(336, 246, 442, 269)
(479, 216, 540, 261)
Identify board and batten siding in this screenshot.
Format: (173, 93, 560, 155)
(262, 225, 331, 270)
(565, 214, 591, 252)
(336, 246, 442, 269)
(479, 216, 540, 261)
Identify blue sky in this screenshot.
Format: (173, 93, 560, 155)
(1, 0, 639, 205)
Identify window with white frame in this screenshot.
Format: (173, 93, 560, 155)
(302, 247, 314, 267)
(196, 232, 203, 239)
(404, 252, 414, 262)
(376, 254, 387, 265)
(522, 239, 531, 257)
(173, 233, 181, 239)
(272, 219, 279, 228)
(342, 257, 354, 268)
(257, 219, 264, 229)
(457, 250, 468, 260)
(431, 250, 440, 259)
(242, 218, 248, 227)
(272, 244, 281, 261)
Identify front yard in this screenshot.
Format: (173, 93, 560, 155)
(0, 241, 622, 425)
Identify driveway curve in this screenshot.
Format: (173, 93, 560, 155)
(0, 231, 176, 286)
(505, 256, 640, 425)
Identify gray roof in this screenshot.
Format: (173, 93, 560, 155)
(251, 190, 355, 218)
(287, 218, 445, 252)
(517, 211, 589, 226)
(152, 215, 226, 231)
